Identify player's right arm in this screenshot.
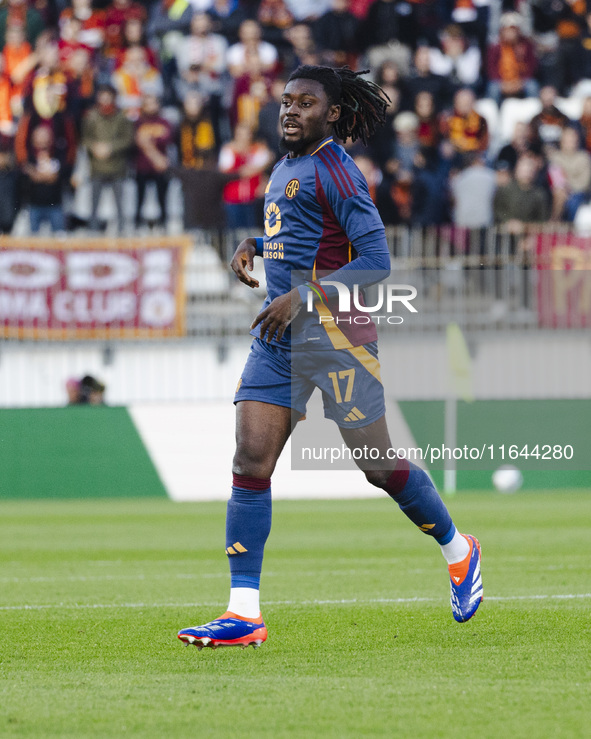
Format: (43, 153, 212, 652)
(230, 237, 262, 288)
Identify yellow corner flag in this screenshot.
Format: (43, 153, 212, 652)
(446, 322, 474, 403)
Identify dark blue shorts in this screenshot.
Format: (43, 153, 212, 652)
(234, 338, 385, 429)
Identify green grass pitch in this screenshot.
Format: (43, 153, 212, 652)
(0, 492, 589, 738)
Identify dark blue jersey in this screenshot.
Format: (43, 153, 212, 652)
(251, 137, 390, 348)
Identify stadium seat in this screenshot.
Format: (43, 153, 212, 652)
(474, 98, 499, 146)
(556, 96, 583, 121)
(184, 244, 230, 296)
(499, 97, 542, 143)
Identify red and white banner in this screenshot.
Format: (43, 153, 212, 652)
(0, 237, 190, 339)
(536, 232, 591, 328)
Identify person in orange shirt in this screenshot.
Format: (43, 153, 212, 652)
(2, 22, 36, 119)
(0, 54, 14, 132)
(486, 12, 538, 105)
(555, 0, 587, 93)
(59, 0, 105, 51)
(441, 87, 488, 161)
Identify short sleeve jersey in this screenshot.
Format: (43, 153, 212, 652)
(252, 137, 385, 348)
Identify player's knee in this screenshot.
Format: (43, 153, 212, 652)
(233, 444, 277, 479)
(364, 469, 392, 489)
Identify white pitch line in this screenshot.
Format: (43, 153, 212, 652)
(0, 593, 590, 612)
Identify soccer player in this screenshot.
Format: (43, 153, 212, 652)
(178, 66, 483, 650)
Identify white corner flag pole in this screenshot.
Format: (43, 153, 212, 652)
(445, 323, 474, 495)
(444, 395, 457, 495)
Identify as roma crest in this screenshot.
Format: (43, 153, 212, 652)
(285, 179, 300, 199)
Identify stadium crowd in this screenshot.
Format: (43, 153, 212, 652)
(2, 0, 591, 235)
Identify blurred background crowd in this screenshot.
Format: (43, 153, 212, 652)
(2, 0, 591, 236)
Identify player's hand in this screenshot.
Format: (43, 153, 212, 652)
(231, 238, 259, 288)
(251, 288, 303, 343)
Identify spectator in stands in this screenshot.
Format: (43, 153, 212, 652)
(402, 46, 448, 111)
(391, 111, 419, 171)
(283, 0, 330, 23)
(147, 0, 193, 55)
(368, 82, 399, 166)
(283, 22, 319, 71)
(428, 25, 481, 98)
(173, 13, 227, 141)
(226, 19, 277, 79)
(548, 125, 591, 220)
(103, 0, 146, 61)
(362, 0, 411, 75)
(22, 123, 66, 232)
(134, 93, 173, 229)
(174, 88, 233, 229)
(412, 147, 453, 226)
(59, 22, 95, 127)
(112, 45, 163, 121)
(487, 12, 539, 106)
(496, 121, 535, 172)
(530, 85, 570, 150)
(0, 0, 44, 50)
(313, 0, 359, 67)
(207, 0, 249, 45)
(178, 90, 216, 168)
(146, 0, 192, 104)
(3, 21, 36, 121)
(450, 152, 496, 228)
(578, 95, 591, 151)
(375, 58, 400, 89)
(118, 18, 159, 72)
(441, 88, 488, 160)
(15, 35, 77, 183)
(414, 90, 440, 152)
(82, 82, 134, 232)
(257, 0, 293, 49)
(353, 153, 381, 203)
(0, 54, 12, 133)
(175, 13, 228, 100)
(25, 33, 70, 120)
(575, 11, 591, 84)
(494, 154, 549, 232)
(59, 0, 105, 52)
(231, 61, 270, 130)
(0, 132, 18, 232)
(554, 0, 587, 93)
(257, 74, 285, 153)
(218, 121, 272, 228)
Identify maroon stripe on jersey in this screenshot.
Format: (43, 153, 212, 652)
(322, 145, 357, 197)
(314, 170, 378, 347)
(316, 149, 349, 199)
(314, 169, 350, 270)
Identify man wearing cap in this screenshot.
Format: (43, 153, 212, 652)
(487, 13, 539, 106)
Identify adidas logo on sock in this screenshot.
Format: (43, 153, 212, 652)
(226, 542, 248, 555)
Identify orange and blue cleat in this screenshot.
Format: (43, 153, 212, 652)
(177, 612, 267, 649)
(448, 534, 483, 623)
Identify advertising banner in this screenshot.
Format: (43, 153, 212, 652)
(0, 237, 190, 339)
(536, 232, 591, 328)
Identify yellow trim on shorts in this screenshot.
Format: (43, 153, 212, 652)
(315, 301, 382, 383)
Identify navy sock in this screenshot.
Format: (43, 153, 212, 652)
(384, 458, 454, 543)
(226, 474, 272, 589)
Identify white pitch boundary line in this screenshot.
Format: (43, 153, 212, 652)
(2, 563, 587, 585)
(0, 593, 590, 612)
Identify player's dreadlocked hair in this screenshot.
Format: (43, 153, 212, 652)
(287, 65, 390, 145)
